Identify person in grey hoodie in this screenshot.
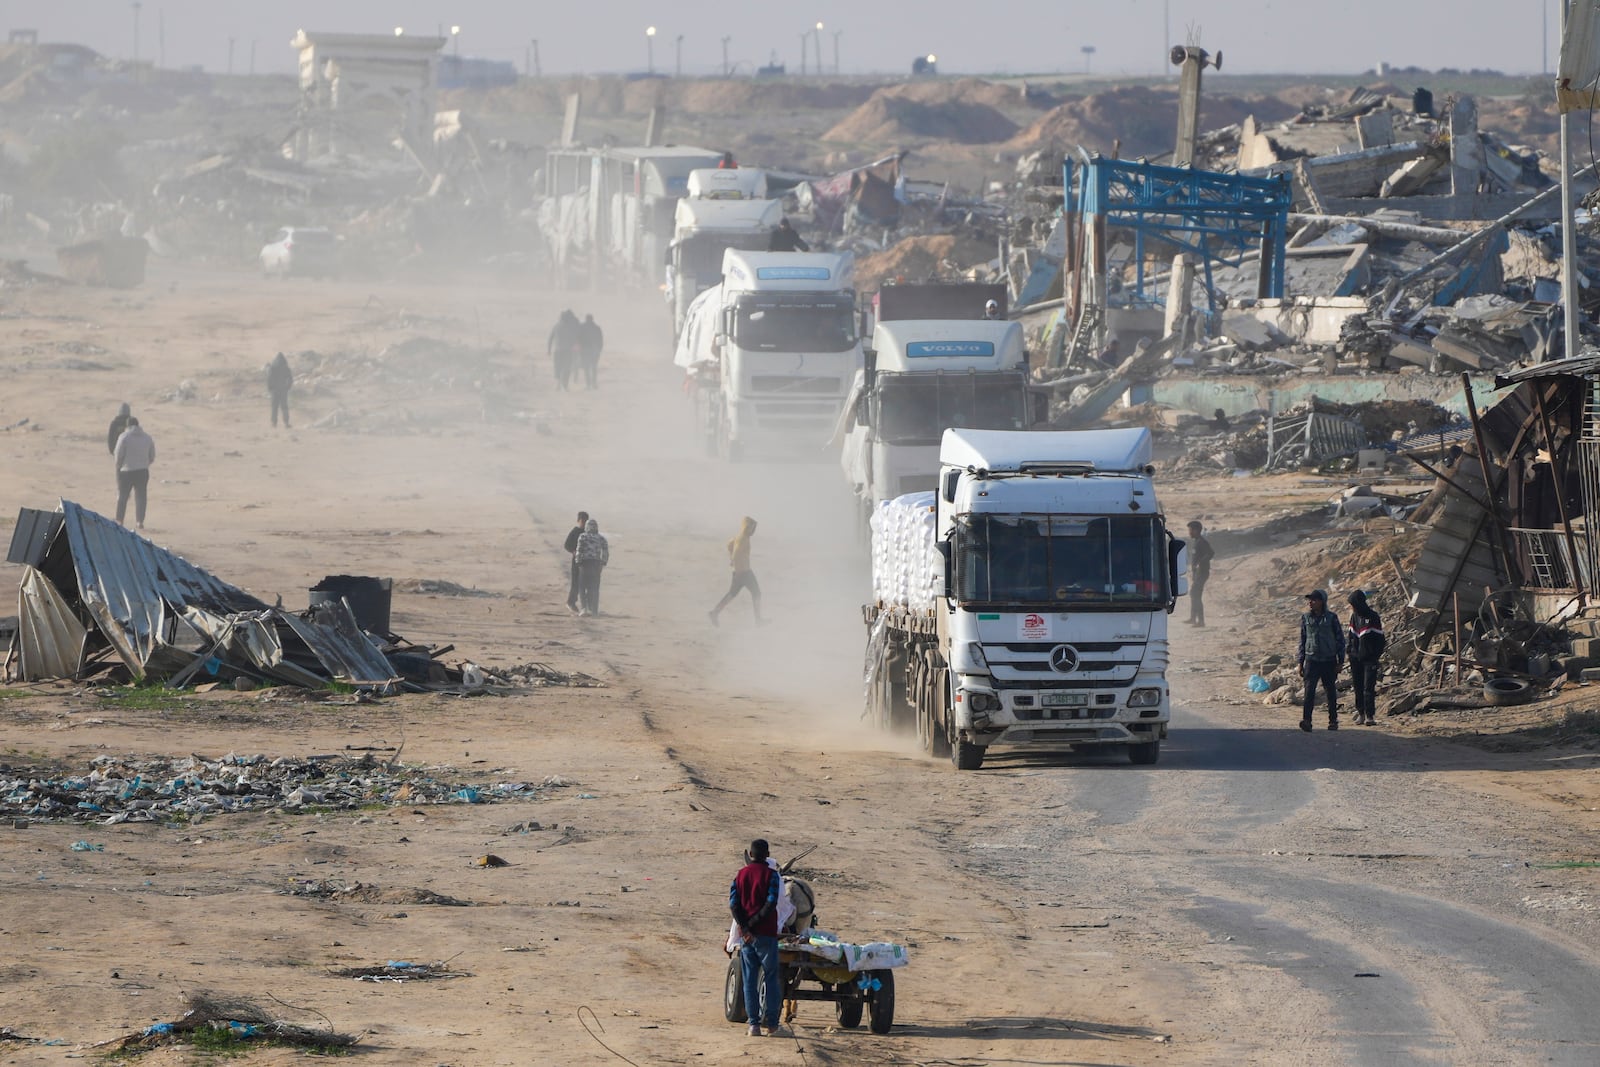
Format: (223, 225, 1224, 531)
(574, 518, 609, 616)
(113, 416, 156, 529)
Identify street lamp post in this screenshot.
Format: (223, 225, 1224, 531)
(228, 37, 235, 75)
(646, 26, 656, 75)
(1081, 44, 1096, 74)
(131, 1, 141, 62)
(814, 22, 824, 76)
(799, 33, 808, 76)
(451, 25, 461, 59)
(832, 30, 842, 75)
(721, 35, 731, 77)
(675, 34, 683, 78)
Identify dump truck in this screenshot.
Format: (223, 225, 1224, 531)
(863, 427, 1185, 770)
(675, 249, 861, 460)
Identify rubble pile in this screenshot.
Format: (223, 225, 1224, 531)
(856, 233, 1001, 290)
(1007, 85, 1301, 158)
(1, 751, 581, 823)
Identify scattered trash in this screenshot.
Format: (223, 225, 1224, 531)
(475, 854, 510, 867)
(68, 840, 103, 852)
(336, 960, 470, 982)
(1247, 674, 1271, 693)
(100, 992, 358, 1052)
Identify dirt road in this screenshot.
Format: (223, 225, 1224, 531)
(2, 261, 1599, 1065)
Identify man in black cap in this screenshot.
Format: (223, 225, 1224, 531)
(728, 838, 785, 1037)
(1297, 590, 1345, 731)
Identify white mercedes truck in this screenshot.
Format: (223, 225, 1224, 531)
(675, 249, 861, 460)
(863, 427, 1185, 770)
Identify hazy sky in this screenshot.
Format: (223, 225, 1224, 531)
(6, 1, 1564, 80)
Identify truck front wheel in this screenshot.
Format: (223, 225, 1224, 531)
(1128, 739, 1161, 765)
(951, 735, 985, 771)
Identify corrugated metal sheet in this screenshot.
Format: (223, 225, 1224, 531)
(1410, 457, 1503, 615)
(280, 601, 397, 685)
(1494, 354, 1600, 386)
(6, 508, 62, 568)
(17, 566, 86, 680)
(59, 499, 267, 676)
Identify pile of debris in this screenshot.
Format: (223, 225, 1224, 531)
(1, 751, 582, 823)
(99, 992, 358, 1054)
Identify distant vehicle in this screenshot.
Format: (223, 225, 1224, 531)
(259, 226, 339, 279)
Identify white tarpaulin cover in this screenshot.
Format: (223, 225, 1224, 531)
(1558, 2, 1600, 112)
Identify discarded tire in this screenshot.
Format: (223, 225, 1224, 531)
(1484, 677, 1534, 706)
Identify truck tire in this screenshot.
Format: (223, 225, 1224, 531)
(951, 735, 985, 770)
(724, 954, 748, 1023)
(835, 992, 863, 1029)
(867, 970, 895, 1033)
(1128, 739, 1160, 765)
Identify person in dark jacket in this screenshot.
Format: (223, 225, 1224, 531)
(1297, 589, 1346, 731)
(563, 510, 590, 614)
(1346, 590, 1385, 725)
(1185, 520, 1214, 626)
(107, 403, 131, 455)
(767, 218, 809, 253)
(267, 352, 294, 428)
(548, 310, 582, 391)
(577, 315, 604, 390)
(728, 838, 784, 1037)
(574, 518, 609, 616)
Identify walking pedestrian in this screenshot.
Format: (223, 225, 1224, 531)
(548, 309, 581, 391)
(577, 314, 604, 390)
(106, 403, 131, 455)
(1186, 520, 1214, 626)
(728, 838, 785, 1038)
(574, 518, 609, 616)
(709, 517, 761, 625)
(267, 352, 294, 428)
(1297, 589, 1345, 731)
(1346, 590, 1386, 725)
(112, 416, 156, 530)
(563, 510, 590, 615)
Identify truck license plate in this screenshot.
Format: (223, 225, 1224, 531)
(1043, 692, 1088, 708)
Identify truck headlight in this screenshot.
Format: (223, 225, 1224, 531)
(967, 690, 1000, 713)
(1128, 688, 1163, 708)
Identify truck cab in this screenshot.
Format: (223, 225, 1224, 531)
(842, 319, 1034, 507)
(666, 169, 783, 341)
(932, 428, 1183, 768)
(678, 249, 862, 460)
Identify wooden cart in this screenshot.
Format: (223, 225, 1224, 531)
(723, 941, 897, 1034)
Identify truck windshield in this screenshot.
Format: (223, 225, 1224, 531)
(876, 374, 1028, 445)
(675, 235, 766, 281)
(953, 514, 1167, 608)
(733, 296, 857, 353)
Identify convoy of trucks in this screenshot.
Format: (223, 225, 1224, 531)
(674, 248, 862, 460)
(863, 428, 1184, 770)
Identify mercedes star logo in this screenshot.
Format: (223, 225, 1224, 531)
(1048, 645, 1079, 673)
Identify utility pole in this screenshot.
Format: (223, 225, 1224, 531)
(131, 2, 141, 63)
(1081, 44, 1096, 74)
(250, 38, 256, 75)
(228, 36, 234, 75)
(799, 33, 807, 76)
(675, 34, 683, 78)
(832, 30, 842, 75)
(1560, 0, 1580, 358)
(721, 36, 731, 77)
(532, 39, 541, 77)
(158, 8, 164, 67)
(1171, 45, 1219, 167)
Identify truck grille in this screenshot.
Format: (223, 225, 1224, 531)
(749, 376, 842, 394)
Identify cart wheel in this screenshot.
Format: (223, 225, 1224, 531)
(867, 969, 895, 1033)
(724, 954, 748, 1024)
(835, 990, 864, 1029)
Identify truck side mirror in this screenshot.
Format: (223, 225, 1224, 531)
(935, 541, 953, 598)
(942, 468, 961, 504)
(1168, 538, 1189, 609)
(1031, 391, 1050, 426)
(856, 394, 871, 426)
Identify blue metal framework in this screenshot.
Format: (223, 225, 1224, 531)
(1067, 156, 1292, 319)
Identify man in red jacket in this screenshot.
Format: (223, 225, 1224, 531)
(729, 838, 784, 1036)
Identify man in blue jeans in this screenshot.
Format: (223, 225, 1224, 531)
(1298, 589, 1346, 731)
(729, 838, 785, 1037)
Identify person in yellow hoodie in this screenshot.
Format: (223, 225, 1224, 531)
(709, 517, 761, 625)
